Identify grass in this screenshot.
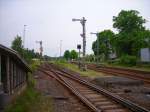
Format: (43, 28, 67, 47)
(5, 87, 37, 112)
(5, 86, 53, 112)
(53, 60, 107, 78)
(87, 61, 150, 72)
(5, 60, 53, 112)
(104, 62, 150, 72)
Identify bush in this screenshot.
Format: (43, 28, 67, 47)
(107, 59, 119, 64)
(119, 55, 137, 66)
(30, 60, 40, 72)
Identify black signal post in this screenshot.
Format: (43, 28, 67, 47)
(72, 17, 87, 71)
(77, 44, 81, 69)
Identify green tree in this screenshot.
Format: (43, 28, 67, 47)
(113, 10, 149, 56)
(64, 50, 70, 60)
(70, 50, 78, 60)
(92, 30, 115, 60)
(113, 10, 146, 33)
(141, 30, 150, 48)
(85, 54, 95, 62)
(23, 48, 35, 63)
(11, 35, 24, 56)
(11, 35, 42, 63)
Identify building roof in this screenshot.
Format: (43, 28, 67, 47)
(0, 44, 31, 72)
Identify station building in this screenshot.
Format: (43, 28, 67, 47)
(0, 44, 31, 109)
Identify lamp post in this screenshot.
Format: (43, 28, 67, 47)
(60, 40, 62, 59)
(23, 25, 27, 48)
(72, 17, 87, 71)
(90, 32, 99, 63)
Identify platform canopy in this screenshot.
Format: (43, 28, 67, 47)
(0, 44, 31, 72)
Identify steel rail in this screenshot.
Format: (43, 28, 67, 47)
(49, 64, 150, 112)
(88, 65, 150, 78)
(39, 69, 100, 112)
(88, 65, 150, 84)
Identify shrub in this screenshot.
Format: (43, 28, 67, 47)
(30, 60, 40, 72)
(107, 59, 119, 64)
(119, 55, 137, 66)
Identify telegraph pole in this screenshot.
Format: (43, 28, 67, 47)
(23, 25, 27, 48)
(90, 32, 99, 63)
(72, 17, 87, 70)
(60, 40, 62, 59)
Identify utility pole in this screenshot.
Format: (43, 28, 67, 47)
(72, 17, 87, 71)
(36, 40, 43, 61)
(90, 32, 99, 63)
(23, 25, 27, 48)
(60, 40, 62, 59)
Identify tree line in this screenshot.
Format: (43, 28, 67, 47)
(92, 10, 150, 65)
(11, 35, 44, 63)
(63, 50, 78, 60)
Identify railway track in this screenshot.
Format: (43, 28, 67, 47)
(39, 63, 149, 112)
(87, 64, 150, 84)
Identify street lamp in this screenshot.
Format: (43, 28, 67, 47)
(72, 17, 87, 71)
(90, 32, 99, 63)
(23, 25, 27, 48)
(60, 40, 62, 58)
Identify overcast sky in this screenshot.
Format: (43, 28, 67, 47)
(0, 0, 150, 57)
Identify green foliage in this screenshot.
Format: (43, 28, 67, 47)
(112, 10, 149, 56)
(11, 35, 42, 63)
(23, 48, 41, 63)
(5, 86, 40, 112)
(63, 49, 78, 60)
(91, 10, 150, 66)
(114, 30, 150, 56)
(85, 54, 95, 62)
(53, 61, 105, 78)
(107, 59, 119, 64)
(92, 30, 115, 60)
(56, 59, 67, 64)
(113, 10, 146, 33)
(142, 30, 150, 48)
(5, 85, 53, 112)
(30, 60, 40, 72)
(64, 50, 70, 60)
(70, 50, 78, 60)
(119, 55, 137, 66)
(11, 35, 24, 56)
